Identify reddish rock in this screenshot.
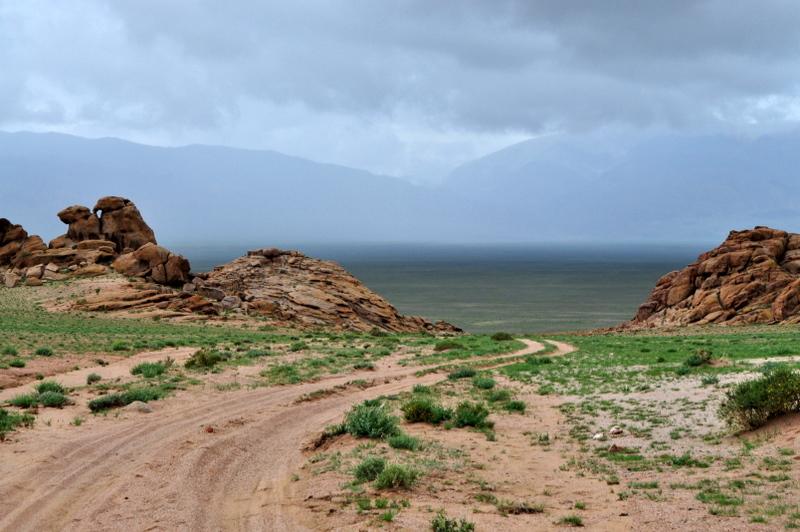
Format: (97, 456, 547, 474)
(92, 196, 156, 252)
(629, 226, 800, 327)
(112, 243, 190, 287)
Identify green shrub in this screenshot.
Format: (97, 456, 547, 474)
(185, 349, 230, 369)
(472, 376, 496, 389)
(685, 349, 712, 367)
(454, 401, 491, 428)
(353, 456, 387, 482)
(490, 332, 514, 342)
(675, 366, 691, 376)
(35, 381, 65, 394)
(131, 362, 166, 378)
(344, 401, 398, 438)
(352, 361, 375, 370)
(388, 433, 420, 451)
(701, 375, 719, 386)
(35, 347, 54, 357)
(374, 464, 418, 490)
(401, 397, 452, 424)
(412, 384, 431, 394)
(448, 367, 476, 380)
(434, 340, 464, 352)
(86, 373, 102, 385)
(38, 391, 69, 408)
(111, 341, 129, 351)
(1, 346, 18, 356)
(431, 511, 475, 532)
(487, 389, 512, 402)
(88, 386, 169, 412)
(0, 408, 34, 440)
(9, 393, 38, 408)
(8, 359, 25, 368)
(559, 514, 584, 527)
(289, 341, 308, 352)
(504, 400, 526, 413)
(719, 367, 800, 430)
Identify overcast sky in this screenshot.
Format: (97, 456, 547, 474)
(2, 0, 800, 180)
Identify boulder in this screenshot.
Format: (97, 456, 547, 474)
(112, 243, 190, 286)
(93, 196, 156, 252)
(3, 271, 20, 288)
(629, 226, 800, 327)
(58, 205, 101, 241)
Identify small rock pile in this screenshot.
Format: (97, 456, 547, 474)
(630, 226, 800, 327)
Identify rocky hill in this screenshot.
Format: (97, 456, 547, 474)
(629, 226, 800, 327)
(2, 197, 455, 332)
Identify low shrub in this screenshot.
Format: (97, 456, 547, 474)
(111, 341, 129, 351)
(388, 433, 420, 451)
(685, 349, 713, 367)
(401, 397, 452, 424)
(434, 340, 464, 352)
(344, 401, 398, 438)
(448, 367, 476, 380)
(353, 456, 386, 482)
(131, 362, 166, 378)
(490, 332, 514, 342)
(1, 346, 18, 356)
(9, 393, 38, 409)
(34, 347, 54, 357)
(487, 389, 512, 402)
(719, 367, 800, 430)
(504, 400, 526, 413)
(454, 401, 491, 428)
(35, 381, 65, 394)
(472, 376, 496, 390)
(8, 359, 25, 368)
(0, 408, 35, 440)
(374, 464, 418, 490)
(86, 373, 102, 385)
(38, 391, 69, 408)
(431, 511, 475, 532)
(701, 375, 719, 386)
(88, 386, 170, 412)
(185, 349, 230, 370)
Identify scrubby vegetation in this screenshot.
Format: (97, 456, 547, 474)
(0, 408, 34, 440)
(343, 400, 399, 438)
(719, 367, 800, 429)
(88, 385, 172, 412)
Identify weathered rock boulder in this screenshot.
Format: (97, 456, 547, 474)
(58, 205, 102, 242)
(93, 196, 156, 252)
(0, 218, 29, 264)
(196, 248, 459, 332)
(629, 226, 800, 327)
(112, 243, 191, 287)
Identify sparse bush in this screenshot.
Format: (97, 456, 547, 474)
(719, 367, 800, 430)
(88, 386, 169, 412)
(9, 393, 38, 408)
(504, 400, 526, 413)
(524, 355, 552, 365)
(448, 367, 476, 380)
(86, 373, 102, 385)
(35, 381, 65, 395)
(353, 456, 386, 482)
(487, 389, 512, 402)
(454, 401, 491, 428)
(185, 349, 230, 369)
(8, 359, 25, 368)
(374, 464, 418, 490)
(472, 376, 496, 389)
(111, 340, 129, 351)
(131, 362, 166, 378)
(35, 347, 54, 357)
(701, 375, 719, 386)
(388, 433, 420, 451)
(431, 510, 475, 532)
(401, 397, 452, 424)
(434, 340, 464, 352)
(1, 346, 18, 356)
(685, 349, 712, 367)
(352, 361, 375, 370)
(344, 401, 398, 438)
(559, 514, 584, 527)
(38, 391, 69, 408)
(0, 408, 34, 440)
(412, 384, 431, 394)
(289, 341, 308, 352)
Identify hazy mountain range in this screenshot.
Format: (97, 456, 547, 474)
(1, 130, 799, 246)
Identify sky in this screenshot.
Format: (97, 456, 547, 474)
(3, 1, 800, 181)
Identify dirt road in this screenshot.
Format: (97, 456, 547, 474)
(0, 339, 574, 531)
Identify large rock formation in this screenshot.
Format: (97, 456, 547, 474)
(189, 248, 459, 332)
(630, 226, 800, 327)
(1, 197, 188, 287)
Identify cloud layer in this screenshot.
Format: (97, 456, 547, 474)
(2, 1, 800, 177)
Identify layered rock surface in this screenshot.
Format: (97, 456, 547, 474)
(630, 226, 800, 327)
(187, 248, 459, 332)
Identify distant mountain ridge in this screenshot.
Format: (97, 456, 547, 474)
(1, 130, 800, 244)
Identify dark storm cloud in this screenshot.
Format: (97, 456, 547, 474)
(2, 0, 800, 175)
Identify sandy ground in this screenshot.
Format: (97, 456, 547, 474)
(0, 340, 576, 531)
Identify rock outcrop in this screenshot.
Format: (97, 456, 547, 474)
(189, 248, 459, 332)
(630, 226, 800, 327)
(1, 196, 188, 288)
